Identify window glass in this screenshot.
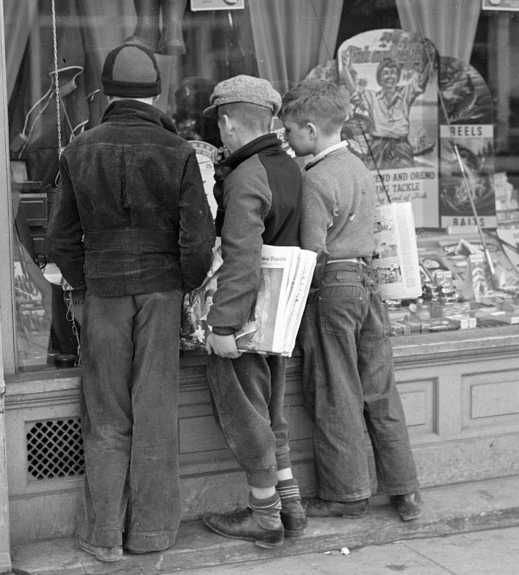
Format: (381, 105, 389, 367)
(6, 1, 258, 370)
(5, 0, 519, 370)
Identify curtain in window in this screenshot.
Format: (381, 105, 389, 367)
(248, 0, 344, 94)
(4, 0, 38, 99)
(396, 0, 480, 64)
(4, 0, 131, 100)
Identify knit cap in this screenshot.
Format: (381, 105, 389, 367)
(102, 43, 161, 98)
(203, 75, 281, 117)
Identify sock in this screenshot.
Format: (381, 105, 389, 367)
(249, 492, 281, 513)
(276, 478, 302, 505)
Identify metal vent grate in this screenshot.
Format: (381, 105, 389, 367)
(26, 418, 84, 480)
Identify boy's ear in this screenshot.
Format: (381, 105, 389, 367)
(307, 122, 318, 138)
(219, 113, 233, 132)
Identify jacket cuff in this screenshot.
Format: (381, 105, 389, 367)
(211, 326, 236, 336)
(70, 288, 86, 305)
(59, 267, 86, 293)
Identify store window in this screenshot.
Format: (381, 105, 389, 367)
(4, 0, 259, 370)
(3, 0, 519, 372)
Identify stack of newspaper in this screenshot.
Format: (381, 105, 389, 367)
(181, 243, 316, 356)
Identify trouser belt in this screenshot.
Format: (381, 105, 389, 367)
(327, 257, 367, 265)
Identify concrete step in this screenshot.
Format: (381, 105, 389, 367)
(12, 474, 519, 575)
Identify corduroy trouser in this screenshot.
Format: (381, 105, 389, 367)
(77, 290, 182, 552)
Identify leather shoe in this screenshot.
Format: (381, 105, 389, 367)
(203, 508, 284, 548)
(304, 497, 368, 517)
(78, 538, 123, 563)
(281, 500, 307, 537)
(390, 491, 422, 521)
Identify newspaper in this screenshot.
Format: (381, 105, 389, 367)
(373, 202, 422, 300)
(181, 243, 316, 356)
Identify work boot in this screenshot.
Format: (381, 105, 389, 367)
(304, 497, 369, 518)
(281, 499, 307, 537)
(276, 477, 307, 537)
(203, 507, 284, 548)
(77, 538, 123, 563)
(390, 491, 422, 521)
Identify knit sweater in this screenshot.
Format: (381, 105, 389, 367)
(301, 145, 375, 259)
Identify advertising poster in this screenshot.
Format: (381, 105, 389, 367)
(438, 57, 495, 229)
(337, 29, 439, 228)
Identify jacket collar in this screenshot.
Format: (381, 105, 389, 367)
(304, 141, 349, 171)
(102, 99, 177, 134)
(222, 133, 281, 171)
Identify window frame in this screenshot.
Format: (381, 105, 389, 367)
(0, 0, 17, 375)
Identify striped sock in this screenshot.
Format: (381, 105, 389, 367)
(276, 478, 302, 504)
(249, 492, 281, 513)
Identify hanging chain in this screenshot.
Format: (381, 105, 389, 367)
(63, 289, 81, 367)
(50, 0, 62, 156)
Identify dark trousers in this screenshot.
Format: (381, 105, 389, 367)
(300, 262, 418, 502)
(206, 353, 292, 488)
(77, 290, 182, 551)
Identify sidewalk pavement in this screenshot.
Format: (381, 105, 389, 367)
(171, 525, 519, 575)
(11, 474, 519, 575)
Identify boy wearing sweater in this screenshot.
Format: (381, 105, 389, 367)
(280, 80, 422, 522)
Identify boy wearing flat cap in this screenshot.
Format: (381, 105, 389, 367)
(47, 43, 214, 562)
(201, 75, 306, 548)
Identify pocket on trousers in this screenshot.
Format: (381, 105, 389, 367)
(318, 284, 365, 335)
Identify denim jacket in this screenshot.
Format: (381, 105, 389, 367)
(47, 100, 215, 296)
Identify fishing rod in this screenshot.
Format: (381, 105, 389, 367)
(418, 33, 497, 285)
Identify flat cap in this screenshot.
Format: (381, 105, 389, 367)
(203, 75, 282, 117)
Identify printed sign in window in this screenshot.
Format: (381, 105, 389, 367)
(482, 0, 519, 11)
(190, 0, 244, 11)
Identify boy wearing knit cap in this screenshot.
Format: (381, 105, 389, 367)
(280, 79, 421, 524)
(201, 75, 306, 548)
(47, 43, 214, 562)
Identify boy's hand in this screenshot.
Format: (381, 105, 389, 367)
(206, 333, 242, 359)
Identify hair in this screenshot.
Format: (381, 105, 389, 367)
(280, 80, 348, 135)
(376, 58, 402, 85)
(218, 102, 273, 133)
